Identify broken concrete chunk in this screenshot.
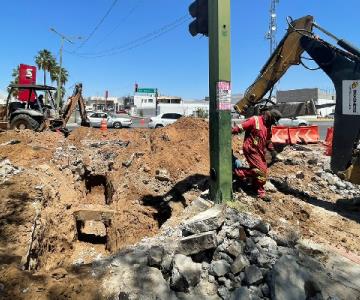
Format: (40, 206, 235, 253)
(178, 231, 217, 255)
(270, 255, 308, 300)
(230, 254, 250, 274)
(170, 254, 202, 292)
(210, 260, 231, 277)
(224, 240, 244, 258)
(244, 265, 263, 285)
(229, 287, 250, 300)
(182, 205, 224, 236)
(148, 245, 164, 268)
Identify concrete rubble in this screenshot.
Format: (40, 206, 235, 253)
(100, 202, 360, 300)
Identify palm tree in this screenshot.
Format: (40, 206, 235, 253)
(34, 49, 56, 86)
(51, 65, 69, 107)
(50, 65, 68, 86)
(7, 67, 19, 97)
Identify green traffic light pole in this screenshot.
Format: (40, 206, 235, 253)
(208, 0, 232, 203)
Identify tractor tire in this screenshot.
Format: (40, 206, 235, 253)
(113, 122, 122, 129)
(10, 114, 40, 131)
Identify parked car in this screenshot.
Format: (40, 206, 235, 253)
(88, 112, 132, 128)
(278, 116, 309, 127)
(148, 113, 182, 128)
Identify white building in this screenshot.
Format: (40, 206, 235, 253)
(86, 96, 124, 112)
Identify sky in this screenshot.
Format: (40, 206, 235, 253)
(1, 0, 360, 100)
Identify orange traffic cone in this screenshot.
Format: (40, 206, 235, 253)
(100, 118, 107, 131)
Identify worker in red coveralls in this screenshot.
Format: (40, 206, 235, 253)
(232, 109, 282, 201)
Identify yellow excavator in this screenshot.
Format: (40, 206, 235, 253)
(233, 15, 360, 189)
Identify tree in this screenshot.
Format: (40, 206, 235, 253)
(7, 67, 19, 97)
(51, 64, 69, 108)
(34, 49, 56, 86)
(50, 65, 68, 86)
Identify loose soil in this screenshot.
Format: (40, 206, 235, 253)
(0, 117, 360, 299)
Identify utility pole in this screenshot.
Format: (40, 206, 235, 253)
(208, 0, 232, 203)
(50, 28, 81, 112)
(189, 0, 232, 203)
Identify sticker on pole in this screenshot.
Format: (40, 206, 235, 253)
(216, 81, 232, 110)
(343, 80, 360, 115)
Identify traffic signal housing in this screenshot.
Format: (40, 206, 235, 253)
(188, 0, 208, 37)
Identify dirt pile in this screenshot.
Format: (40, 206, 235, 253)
(0, 117, 360, 299)
(0, 118, 209, 299)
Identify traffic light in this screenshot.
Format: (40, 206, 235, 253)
(188, 0, 208, 37)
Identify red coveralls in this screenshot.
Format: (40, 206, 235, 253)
(232, 115, 274, 198)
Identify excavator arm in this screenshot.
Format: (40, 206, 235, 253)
(234, 14, 360, 184)
(61, 83, 89, 126)
(233, 15, 314, 114)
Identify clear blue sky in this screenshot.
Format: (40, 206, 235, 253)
(1, 0, 360, 99)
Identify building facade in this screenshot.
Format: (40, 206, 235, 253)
(277, 88, 336, 116)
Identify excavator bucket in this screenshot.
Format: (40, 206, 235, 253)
(233, 15, 314, 114)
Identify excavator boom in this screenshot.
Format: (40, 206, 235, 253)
(61, 83, 89, 126)
(233, 15, 314, 114)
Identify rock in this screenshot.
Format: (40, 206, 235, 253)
(210, 260, 231, 277)
(230, 254, 250, 274)
(218, 252, 234, 264)
(178, 231, 217, 255)
(182, 205, 224, 236)
(148, 246, 164, 268)
(155, 169, 171, 181)
(143, 164, 151, 172)
(256, 236, 277, 250)
(226, 227, 240, 239)
(109, 265, 175, 300)
(264, 181, 277, 193)
(171, 254, 202, 292)
(244, 265, 263, 285)
(224, 240, 244, 258)
(254, 221, 271, 234)
(229, 287, 251, 300)
(218, 286, 230, 300)
(270, 255, 308, 300)
(296, 171, 305, 179)
(260, 283, 270, 297)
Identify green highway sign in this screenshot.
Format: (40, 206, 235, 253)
(137, 88, 157, 94)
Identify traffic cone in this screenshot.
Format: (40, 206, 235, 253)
(100, 118, 107, 131)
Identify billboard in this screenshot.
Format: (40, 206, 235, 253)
(18, 64, 37, 102)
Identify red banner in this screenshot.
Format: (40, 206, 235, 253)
(18, 64, 37, 102)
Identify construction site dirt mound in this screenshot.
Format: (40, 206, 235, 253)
(1, 117, 360, 298)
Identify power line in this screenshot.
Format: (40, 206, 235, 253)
(93, 0, 143, 49)
(73, 0, 119, 52)
(66, 15, 190, 59)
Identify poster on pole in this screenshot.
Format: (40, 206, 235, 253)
(216, 81, 231, 110)
(343, 80, 360, 115)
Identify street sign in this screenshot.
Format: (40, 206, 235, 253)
(137, 88, 156, 94)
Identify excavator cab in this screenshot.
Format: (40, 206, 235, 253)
(233, 15, 360, 183)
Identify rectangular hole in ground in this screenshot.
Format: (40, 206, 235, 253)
(76, 219, 108, 245)
(84, 173, 114, 205)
